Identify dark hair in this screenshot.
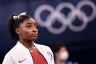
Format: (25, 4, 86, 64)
(8, 14, 30, 41)
(53, 42, 68, 60)
(53, 42, 68, 53)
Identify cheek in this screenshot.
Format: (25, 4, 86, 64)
(55, 53, 59, 58)
(20, 29, 31, 37)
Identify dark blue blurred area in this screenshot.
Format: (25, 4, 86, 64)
(0, 0, 96, 64)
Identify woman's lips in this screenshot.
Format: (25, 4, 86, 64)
(32, 36, 37, 37)
(31, 35, 38, 37)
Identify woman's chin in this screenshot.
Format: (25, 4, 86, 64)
(30, 37, 37, 41)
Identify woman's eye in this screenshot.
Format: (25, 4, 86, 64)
(35, 25, 38, 28)
(26, 25, 32, 28)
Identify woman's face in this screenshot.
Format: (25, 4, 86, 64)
(55, 47, 69, 64)
(16, 17, 38, 41)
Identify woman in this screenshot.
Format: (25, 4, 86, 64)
(2, 12, 55, 64)
(53, 43, 69, 64)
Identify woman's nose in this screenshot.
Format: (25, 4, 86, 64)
(32, 27, 38, 32)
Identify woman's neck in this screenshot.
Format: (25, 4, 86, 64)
(19, 39, 36, 51)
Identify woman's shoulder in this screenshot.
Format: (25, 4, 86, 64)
(5, 42, 22, 56)
(5, 44, 17, 56)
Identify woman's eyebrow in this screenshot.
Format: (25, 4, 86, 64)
(26, 22, 37, 25)
(26, 23, 33, 25)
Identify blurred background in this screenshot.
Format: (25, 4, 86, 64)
(0, 0, 96, 64)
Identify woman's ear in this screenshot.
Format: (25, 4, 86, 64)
(15, 28, 21, 35)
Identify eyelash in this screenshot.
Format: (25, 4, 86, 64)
(26, 25, 38, 28)
(35, 25, 38, 28)
(26, 25, 32, 28)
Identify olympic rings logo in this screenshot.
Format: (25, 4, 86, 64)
(34, 0, 96, 34)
